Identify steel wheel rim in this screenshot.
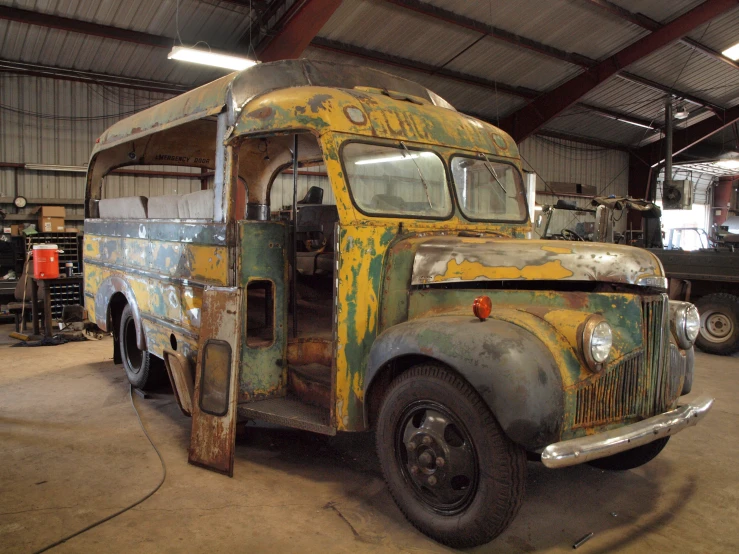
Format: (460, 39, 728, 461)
(394, 400, 479, 515)
(124, 318, 143, 373)
(700, 309, 734, 343)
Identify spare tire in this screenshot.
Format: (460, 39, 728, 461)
(694, 293, 739, 356)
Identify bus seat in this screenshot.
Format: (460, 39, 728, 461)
(98, 196, 148, 219)
(295, 205, 339, 276)
(178, 189, 214, 219)
(148, 195, 181, 218)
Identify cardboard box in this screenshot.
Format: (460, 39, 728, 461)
(40, 217, 65, 232)
(34, 206, 66, 233)
(11, 225, 21, 236)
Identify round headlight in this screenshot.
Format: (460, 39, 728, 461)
(582, 317, 613, 371)
(670, 301, 700, 348)
(684, 304, 700, 343)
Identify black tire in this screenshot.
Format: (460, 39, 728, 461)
(588, 437, 669, 470)
(694, 293, 739, 356)
(119, 304, 158, 390)
(375, 363, 526, 548)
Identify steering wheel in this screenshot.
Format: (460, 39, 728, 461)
(560, 228, 585, 242)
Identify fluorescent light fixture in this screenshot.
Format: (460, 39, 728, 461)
(722, 41, 739, 61)
(168, 46, 258, 71)
(25, 164, 86, 172)
(715, 159, 739, 170)
(355, 152, 435, 165)
(616, 118, 653, 130)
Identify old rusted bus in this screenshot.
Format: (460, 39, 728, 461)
(84, 60, 713, 547)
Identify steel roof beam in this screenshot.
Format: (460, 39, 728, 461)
(583, 0, 739, 72)
(499, 0, 738, 143)
(258, 0, 343, 62)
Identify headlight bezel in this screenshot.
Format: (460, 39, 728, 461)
(582, 315, 613, 372)
(670, 301, 700, 349)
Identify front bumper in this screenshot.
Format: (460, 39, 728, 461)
(541, 395, 714, 468)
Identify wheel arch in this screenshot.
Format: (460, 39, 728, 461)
(95, 274, 146, 351)
(364, 316, 565, 451)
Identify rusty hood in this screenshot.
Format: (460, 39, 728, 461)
(411, 236, 666, 288)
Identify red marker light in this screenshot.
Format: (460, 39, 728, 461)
(473, 296, 492, 321)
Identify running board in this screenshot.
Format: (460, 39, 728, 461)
(238, 397, 335, 436)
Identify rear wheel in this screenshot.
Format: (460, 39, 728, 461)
(588, 437, 669, 470)
(375, 363, 526, 548)
(694, 293, 739, 355)
(119, 304, 158, 390)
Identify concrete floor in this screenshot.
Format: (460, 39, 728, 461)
(0, 324, 737, 554)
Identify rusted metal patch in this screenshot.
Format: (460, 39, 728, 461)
(189, 286, 242, 477)
(411, 236, 665, 287)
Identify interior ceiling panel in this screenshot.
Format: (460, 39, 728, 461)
(423, 0, 647, 61)
(606, 0, 706, 23)
(629, 42, 739, 109)
(441, 35, 582, 91)
(582, 77, 668, 122)
(319, 0, 479, 67)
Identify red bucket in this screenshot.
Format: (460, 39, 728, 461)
(33, 244, 60, 279)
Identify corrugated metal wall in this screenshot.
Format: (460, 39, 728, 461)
(2, 75, 630, 221)
(519, 135, 630, 236)
(0, 75, 197, 218)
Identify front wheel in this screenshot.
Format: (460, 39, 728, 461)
(694, 293, 739, 355)
(375, 364, 526, 548)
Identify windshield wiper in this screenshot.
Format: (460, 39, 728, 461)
(481, 153, 507, 195)
(400, 141, 433, 208)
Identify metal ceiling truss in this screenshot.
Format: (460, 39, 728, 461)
(583, 0, 739, 72)
(0, 1, 735, 153)
(381, 0, 729, 136)
(498, 0, 739, 142)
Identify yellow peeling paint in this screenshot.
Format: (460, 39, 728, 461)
(541, 245, 572, 254)
(435, 258, 574, 282)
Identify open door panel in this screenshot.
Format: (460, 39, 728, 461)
(188, 286, 242, 476)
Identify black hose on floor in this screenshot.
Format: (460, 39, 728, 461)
(33, 385, 167, 553)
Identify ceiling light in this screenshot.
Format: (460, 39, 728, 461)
(674, 105, 689, 119)
(722, 41, 739, 61)
(615, 118, 653, 129)
(168, 46, 258, 71)
(715, 159, 739, 170)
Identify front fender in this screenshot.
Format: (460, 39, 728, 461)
(94, 274, 146, 351)
(366, 316, 564, 451)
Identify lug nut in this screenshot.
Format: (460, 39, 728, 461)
(427, 476, 437, 486)
(422, 436, 432, 445)
(435, 457, 445, 467)
(410, 465, 419, 474)
(406, 442, 416, 451)
(418, 452, 432, 465)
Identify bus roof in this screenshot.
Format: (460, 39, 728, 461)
(92, 59, 456, 154)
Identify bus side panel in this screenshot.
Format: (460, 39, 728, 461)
(83, 220, 229, 364)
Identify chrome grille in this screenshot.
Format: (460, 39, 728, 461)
(574, 295, 677, 428)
